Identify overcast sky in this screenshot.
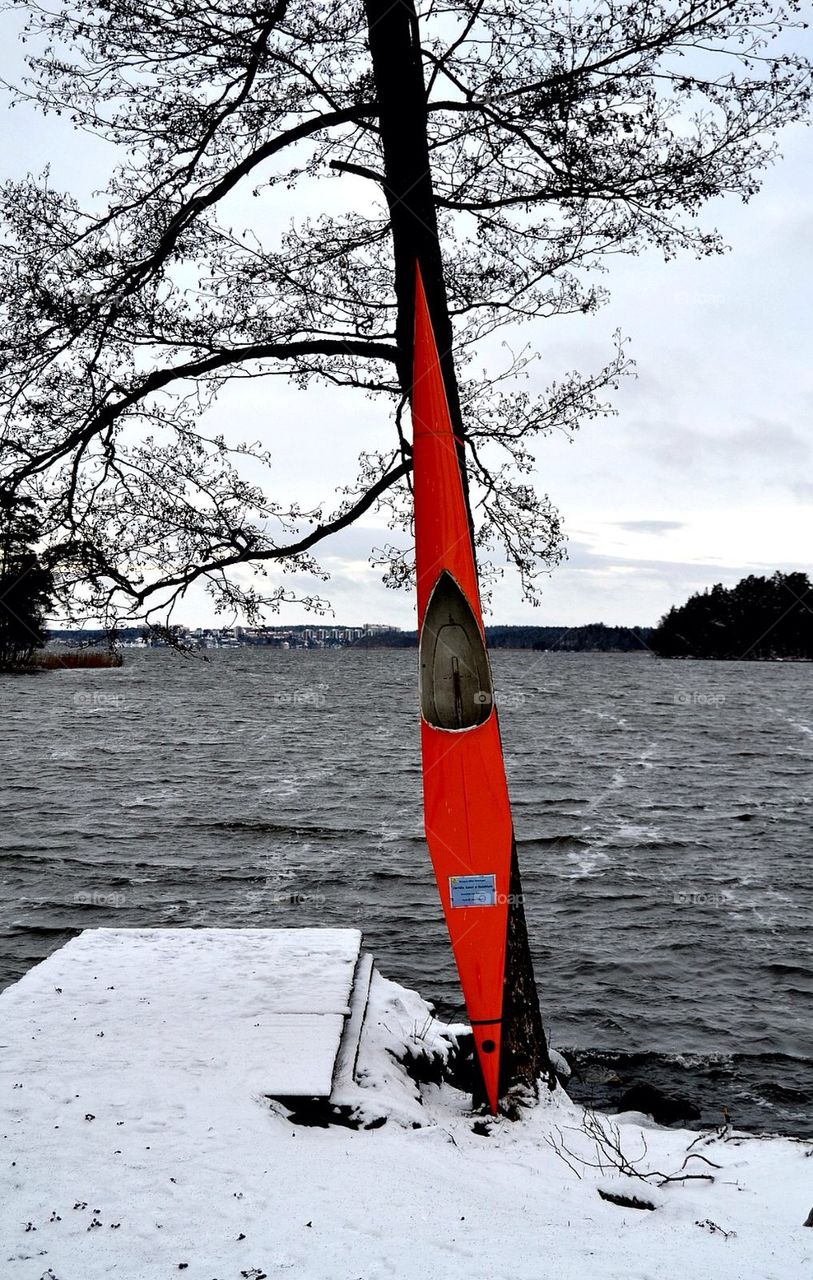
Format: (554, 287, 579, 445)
(2, 21, 811, 630)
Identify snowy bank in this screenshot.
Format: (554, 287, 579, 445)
(2, 928, 811, 1279)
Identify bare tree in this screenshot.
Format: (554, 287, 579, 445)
(1, 0, 807, 622)
(0, 0, 809, 1097)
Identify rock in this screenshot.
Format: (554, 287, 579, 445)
(617, 1082, 701, 1126)
(548, 1048, 572, 1082)
(442, 1031, 478, 1093)
(803, 1207, 813, 1227)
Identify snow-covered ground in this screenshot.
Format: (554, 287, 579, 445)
(2, 928, 811, 1279)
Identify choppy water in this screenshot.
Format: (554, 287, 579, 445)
(1, 649, 811, 1135)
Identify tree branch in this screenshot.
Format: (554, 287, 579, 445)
(132, 456, 412, 604)
(8, 338, 399, 486)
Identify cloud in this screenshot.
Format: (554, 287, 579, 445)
(563, 541, 752, 580)
(612, 520, 687, 535)
(564, 538, 810, 579)
(632, 418, 811, 475)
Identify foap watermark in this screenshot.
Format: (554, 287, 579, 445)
(246, 871, 327, 910)
(74, 889, 126, 908)
(673, 289, 726, 308)
(494, 689, 529, 710)
(474, 689, 528, 711)
(674, 691, 726, 708)
(73, 691, 125, 710)
(269, 888, 327, 907)
(271, 683, 328, 708)
(673, 889, 732, 908)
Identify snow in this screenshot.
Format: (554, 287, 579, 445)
(0, 927, 362, 1097)
(2, 927, 812, 1280)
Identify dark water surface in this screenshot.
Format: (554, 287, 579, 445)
(1, 649, 811, 1134)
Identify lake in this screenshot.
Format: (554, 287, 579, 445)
(1, 648, 810, 1134)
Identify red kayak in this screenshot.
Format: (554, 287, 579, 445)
(412, 264, 513, 1113)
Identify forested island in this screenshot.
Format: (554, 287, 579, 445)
(650, 572, 812, 660)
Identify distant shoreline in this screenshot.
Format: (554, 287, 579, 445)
(39, 622, 810, 660)
(45, 622, 656, 654)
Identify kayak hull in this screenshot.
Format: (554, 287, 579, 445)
(412, 265, 513, 1113)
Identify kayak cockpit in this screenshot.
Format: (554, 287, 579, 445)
(419, 570, 493, 730)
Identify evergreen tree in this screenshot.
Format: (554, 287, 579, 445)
(0, 494, 54, 669)
(651, 572, 813, 660)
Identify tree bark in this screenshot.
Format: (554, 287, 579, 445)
(363, 0, 463, 439)
(364, 0, 556, 1102)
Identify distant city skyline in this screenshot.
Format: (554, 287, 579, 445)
(47, 618, 655, 652)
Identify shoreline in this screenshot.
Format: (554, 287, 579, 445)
(0, 651, 123, 673)
(3, 927, 811, 1279)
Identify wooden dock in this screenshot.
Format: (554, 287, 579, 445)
(0, 926, 369, 1100)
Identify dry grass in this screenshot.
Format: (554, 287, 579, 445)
(34, 650, 124, 670)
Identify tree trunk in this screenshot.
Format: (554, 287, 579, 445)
(364, 0, 556, 1101)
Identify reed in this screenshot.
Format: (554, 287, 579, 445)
(34, 650, 124, 670)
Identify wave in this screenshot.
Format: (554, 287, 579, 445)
(562, 1046, 813, 1137)
(762, 962, 813, 979)
(7, 922, 82, 936)
(198, 818, 369, 839)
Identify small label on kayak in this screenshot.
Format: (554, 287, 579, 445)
(449, 874, 497, 907)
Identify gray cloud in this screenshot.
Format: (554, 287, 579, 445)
(563, 540, 755, 579)
(612, 520, 687, 535)
(631, 418, 811, 475)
